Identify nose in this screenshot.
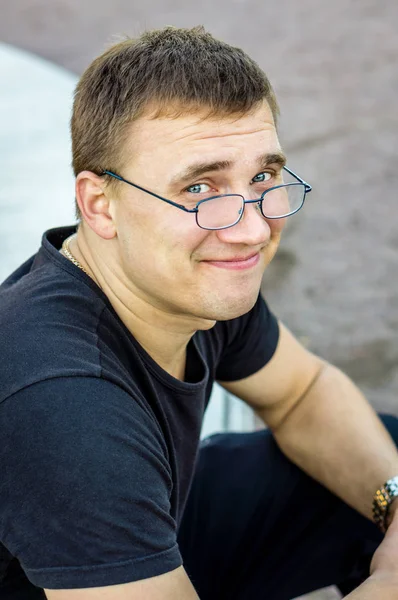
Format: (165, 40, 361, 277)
(215, 199, 272, 246)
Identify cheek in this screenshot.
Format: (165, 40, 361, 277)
(267, 217, 287, 236)
(148, 211, 208, 267)
(116, 198, 207, 267)
(167, 224, 208, 261)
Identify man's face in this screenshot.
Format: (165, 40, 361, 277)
(109, 101, 286, 327)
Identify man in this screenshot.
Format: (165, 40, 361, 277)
(0, 26, 398, 600)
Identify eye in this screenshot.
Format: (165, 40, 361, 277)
(251, 172, 272, 184)
(186, 183, 211, 194)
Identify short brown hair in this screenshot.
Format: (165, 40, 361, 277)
(71, 26, 280, 217)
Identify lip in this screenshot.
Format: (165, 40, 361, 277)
(203, 252, 260, 270)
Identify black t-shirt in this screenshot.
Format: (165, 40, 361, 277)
(0, 226, 279, 594)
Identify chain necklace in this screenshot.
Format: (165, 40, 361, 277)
(61, 234, 89, 275)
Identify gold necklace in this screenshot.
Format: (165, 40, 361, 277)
(61, 234, 89, 275)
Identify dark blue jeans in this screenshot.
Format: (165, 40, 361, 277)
(178, 415, 398, 599)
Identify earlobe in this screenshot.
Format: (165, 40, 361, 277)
(75, 171, 116, 240)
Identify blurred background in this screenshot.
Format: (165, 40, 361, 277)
(1, 2, 397, 598)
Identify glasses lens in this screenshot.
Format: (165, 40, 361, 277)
(197, 195, 244, 229)
(261, 183, 305, 218)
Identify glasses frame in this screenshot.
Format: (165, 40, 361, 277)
(101, 166, 312, 231)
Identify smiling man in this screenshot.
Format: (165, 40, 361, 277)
(1, 26, 398, 600)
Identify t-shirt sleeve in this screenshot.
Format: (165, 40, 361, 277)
(215, 293, 280, 382)
(0, 377, 182, 590)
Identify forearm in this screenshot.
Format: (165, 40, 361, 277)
(269, 363, 398, 520)
(344, 574, 398, 598)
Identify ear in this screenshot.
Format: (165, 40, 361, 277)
(75, 171, 117, 240)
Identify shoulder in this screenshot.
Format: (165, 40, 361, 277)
(1, 375, 169, 460)
(0, 258, 107, 402)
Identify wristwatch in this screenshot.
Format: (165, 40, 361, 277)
(373, 476, 398, 533)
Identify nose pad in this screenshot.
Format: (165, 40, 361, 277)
(245, 199, 263, 219)
(217, 199, 271, 244)
(235, 200, 263, 225)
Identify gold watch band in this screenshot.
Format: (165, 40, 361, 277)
(373, 476, 398, 533)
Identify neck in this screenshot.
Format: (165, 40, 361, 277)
(64, 227, 209, 381)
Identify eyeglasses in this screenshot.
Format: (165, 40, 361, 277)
(101, 166, 312, 231)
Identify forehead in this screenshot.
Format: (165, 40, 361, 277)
(124, 101, 281, 174)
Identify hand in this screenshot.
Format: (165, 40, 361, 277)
(370, 509, 398, 580)
(385, 496, 398, 529)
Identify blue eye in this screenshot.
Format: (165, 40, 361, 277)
(252, 172, 272, 183)
(186, 183, 211, 194)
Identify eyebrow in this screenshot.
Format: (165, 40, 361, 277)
(170, 152, 287, 187)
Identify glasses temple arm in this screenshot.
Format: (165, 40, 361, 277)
(101, 170, 197, 213)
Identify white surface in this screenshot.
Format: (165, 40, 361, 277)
(201, 383, 256, 439)
(0, 42, 76, 280)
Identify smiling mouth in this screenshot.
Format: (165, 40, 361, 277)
(215, 252, 258, 262)
(204, 249, 262, 262)
(202, 252, 261, 270)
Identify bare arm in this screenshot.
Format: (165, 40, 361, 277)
(343, 575, 398, 599)
(271, 360, 398, 521)
(220, 322, 398, 520)
(345, 513, 398, 598)
(45, 566, 200, 600)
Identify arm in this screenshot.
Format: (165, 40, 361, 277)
(344, 512, 398, 598)
(45, 566, 200, 600)
(219, 322, 398, 521)
(343, 575, 398, 599)
(0, 378, 185, 594)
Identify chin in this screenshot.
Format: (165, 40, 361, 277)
(198, 288, 260, 322)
